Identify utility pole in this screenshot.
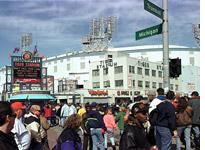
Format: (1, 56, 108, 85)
(162, 0, 170, 91)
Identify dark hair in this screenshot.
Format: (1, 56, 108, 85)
(177, 97, 188, 112)
(157, 88, 164, 95)
(166, 90, 175, 100)
(0, 101, 13, 126)
(64, 114, 82, 129)
(104, 107, 112, 114)
(134, 95, 143, 102)
(191, 91, 199, 97)
(131, 102, 147, 115)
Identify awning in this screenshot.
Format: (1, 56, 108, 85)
(9, 94, 55, 101)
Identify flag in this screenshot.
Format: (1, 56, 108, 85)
(33, 45, 38, 56)
(13, 48, 20, 53)
(8, 52, 12, 58)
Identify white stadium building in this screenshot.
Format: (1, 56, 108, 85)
(0, 45, 200, 103)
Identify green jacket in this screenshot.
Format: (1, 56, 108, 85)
(115, 112, 126, 130)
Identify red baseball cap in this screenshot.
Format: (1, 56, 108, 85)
(11, 102, 26, 110)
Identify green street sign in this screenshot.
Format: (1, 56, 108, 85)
(144, 0, 164, 19)
(135, 24, 162, 40)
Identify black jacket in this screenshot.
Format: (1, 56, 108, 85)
(119, 123, 150, 150)
(156, 100, 176, 130)
(86, 110, 105, 129)
(0, 131, 18, 150)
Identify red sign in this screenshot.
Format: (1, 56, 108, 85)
(14, 78, 40, 84)
(88, 90, 108, 96)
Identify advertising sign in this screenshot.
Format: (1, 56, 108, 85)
(47, 76, 54, 91)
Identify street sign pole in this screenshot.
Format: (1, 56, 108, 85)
(136, 0, 169, 91)
(162, 0, 170, 91)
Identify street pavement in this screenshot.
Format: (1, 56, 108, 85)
(47, 125, 63, 149)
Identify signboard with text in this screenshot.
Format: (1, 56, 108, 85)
(144, 0, 164, 19)
(13, 62, 41, 84)
(135, 24, 162, 40)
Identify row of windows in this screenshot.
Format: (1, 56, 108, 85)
(92, 66, 163, 78)
(134, 67, 163, 77)
(53, 63, 85, 72)
(93, 80, 124, 88)
(93, 80, 178, 91)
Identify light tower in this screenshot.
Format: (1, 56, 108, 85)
(21, 33, 32, 51)
(82, 16, 116, 52)
(192, 24, 200, 46)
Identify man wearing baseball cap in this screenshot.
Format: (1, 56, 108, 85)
(11, 102, 31, 150)
(120, 103, 158, 150)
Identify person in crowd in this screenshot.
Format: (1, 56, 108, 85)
(176, 97, 193, 150)
(40, 109, 50, 150)
(115, 107, 126, 135)
(55, 103, 62, 125)
(68, 102, 77, 116)
(55, 103, 61, 115)
(86, 102, 105, 150)
(43, 103, 52, 125)
(155, 90, 176, 150)
(134, 95, 144, 102)
(103, 107, 117, 150)
(50, 103, 58, 126)
(166, 90, 176, 107)
(146, 90, 157, 146)
(147, 90, 156, 103)
(172, 92, 181, 108)
(188, 91, 200, 149)
(54, 114, 82, 150)
(24, 105, 46, 150)
(82, 103, 92, 150)
(149, 88, 166, 113)
(11, 102, 31, 150)
(0, 101, 18, 150)
(119, 102, 158, 150)
(77, 104, 86, 117)
(60, 100, 70, 127)
(148, 88, 166, 137)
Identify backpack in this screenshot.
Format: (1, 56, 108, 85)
(149, 108, 159, 126)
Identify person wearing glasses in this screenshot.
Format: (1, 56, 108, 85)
(0, 101, 18, 150)
(24, 105, 46, 150)
(11, 102, 31, 150)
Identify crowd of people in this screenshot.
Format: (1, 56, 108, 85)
(0, 88, 200, 150)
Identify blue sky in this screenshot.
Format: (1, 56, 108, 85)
(0, 0, 199, 67)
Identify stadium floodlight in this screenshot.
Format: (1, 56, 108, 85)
(192, 24, 200, 46)
(82, 16, 117, 52)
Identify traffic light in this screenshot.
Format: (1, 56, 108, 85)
(169, 58, 181, 78)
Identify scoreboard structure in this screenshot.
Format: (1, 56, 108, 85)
(5, 51, 48, 93)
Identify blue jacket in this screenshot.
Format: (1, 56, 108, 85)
(156, 101, 176, 130)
